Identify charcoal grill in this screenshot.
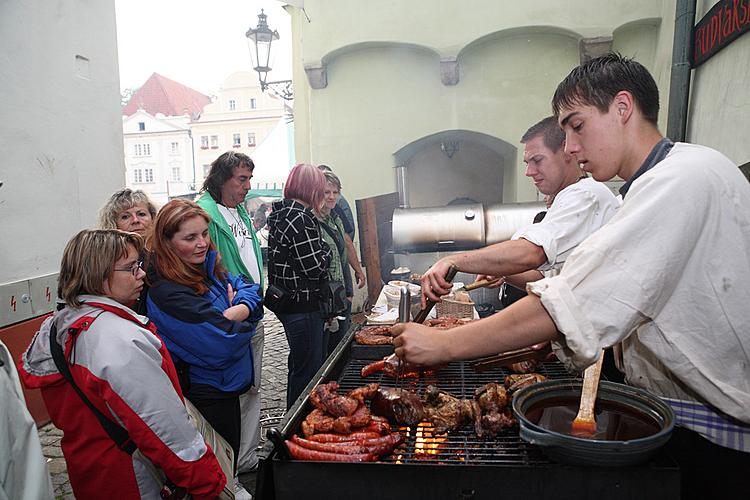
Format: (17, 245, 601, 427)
(255, 326, 680, 499)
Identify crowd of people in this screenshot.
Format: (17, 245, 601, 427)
(16, 153, 362, 499)
(7, 53, 749, 500)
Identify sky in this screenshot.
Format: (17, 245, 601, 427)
(115, 0, 293, 96)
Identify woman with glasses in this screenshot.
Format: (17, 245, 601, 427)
(145, 199, 262, 499)
(19, 229, 226, 499)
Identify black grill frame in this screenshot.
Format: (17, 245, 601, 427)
(256, 325, 680, 499)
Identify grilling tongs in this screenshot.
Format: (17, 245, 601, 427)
(412, 264, 459, 324)
(395, 286, 411, 389)
(471, 344, 553, 371)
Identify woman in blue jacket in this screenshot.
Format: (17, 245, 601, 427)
(146, 199, 263, 471)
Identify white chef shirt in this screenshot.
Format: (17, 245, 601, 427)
(512, 177, 619, 272)
(528, 143, 750, 435)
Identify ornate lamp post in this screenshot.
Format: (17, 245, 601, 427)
(246, 9, 293, 101)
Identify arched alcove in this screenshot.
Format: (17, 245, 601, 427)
(394, 130, 516, 208)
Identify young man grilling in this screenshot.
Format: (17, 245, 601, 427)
(393, 53, 750, 499)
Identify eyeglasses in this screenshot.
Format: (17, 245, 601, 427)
(114, 260, 144, 277)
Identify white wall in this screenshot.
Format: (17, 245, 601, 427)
(0, 0, 124, 284)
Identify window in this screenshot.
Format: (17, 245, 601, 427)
(250, 98, 257, 109)
(247, 132, 256, 147)
(210, 135, 218, 149)
(233, 133, 241, 147)
(144, 168, 154, 183)
(229, 99, 236, 110)
(138, 122, 145, 131)
(133, 169, 142, 183)
(203, 164, 211, 177)
(133, 143, 151, 157)
(170, 142, 179, 154)
(200, 135, 209, 149)
(171, 166, 181, 182)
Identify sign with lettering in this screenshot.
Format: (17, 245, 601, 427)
(693, 0, 750, 67)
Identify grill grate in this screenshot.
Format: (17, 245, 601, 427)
(332, 358, 575, 465)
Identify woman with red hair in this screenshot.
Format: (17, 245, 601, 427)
(145, 199, 262, 499)
(267, 164, 332, 407)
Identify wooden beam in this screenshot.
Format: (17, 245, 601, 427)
(356, 197, 383, 307)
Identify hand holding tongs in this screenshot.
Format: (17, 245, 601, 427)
(413, 264, 459, 324)
(395, 286, 411, 389)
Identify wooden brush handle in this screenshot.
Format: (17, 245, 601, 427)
(463, 277, 502, 291)
(577, 353, 605, 422)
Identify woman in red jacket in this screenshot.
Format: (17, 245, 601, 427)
(19, 229, 226, 499)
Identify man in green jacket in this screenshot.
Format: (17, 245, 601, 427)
(197, 151, 264, 494)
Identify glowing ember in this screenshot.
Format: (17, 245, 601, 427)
(414, 422, 447, 456)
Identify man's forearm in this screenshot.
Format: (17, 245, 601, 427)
(450, 239, 547, 277)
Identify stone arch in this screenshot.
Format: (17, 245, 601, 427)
(458, 25, 582, 61)
(306, 41, 441, 89)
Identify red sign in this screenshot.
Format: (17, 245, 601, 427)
(693, 0, 750, 67)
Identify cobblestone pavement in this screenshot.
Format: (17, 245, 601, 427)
(39, 310, 290, 500)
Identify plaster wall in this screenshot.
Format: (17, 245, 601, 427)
(687, 2, 750, 165)
(0, 0, 123, 284)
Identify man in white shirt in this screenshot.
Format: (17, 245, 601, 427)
(420, 115, 619, 302)
(197, 151, 264, 499)
(394, 54, 750, 498)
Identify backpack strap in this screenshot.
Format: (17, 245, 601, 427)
(48, 318, 137, 455)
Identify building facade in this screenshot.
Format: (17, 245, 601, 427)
(122, 110, 196, 205)
(286, 0, 678, 210)
(191, 71, 286, 184)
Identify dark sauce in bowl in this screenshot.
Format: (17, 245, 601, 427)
(525, 396, 661, 441)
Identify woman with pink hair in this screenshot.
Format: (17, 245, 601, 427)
(266, 164, 332, 407)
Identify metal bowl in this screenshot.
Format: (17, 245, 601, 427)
(512, 379, 675, 466)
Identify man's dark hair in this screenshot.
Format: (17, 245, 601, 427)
(202, 151, 254, 201)
(552, 53, 659, 126)
(521, 116, 565, 152)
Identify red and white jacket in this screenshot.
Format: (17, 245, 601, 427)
(18, 296, 226, 499)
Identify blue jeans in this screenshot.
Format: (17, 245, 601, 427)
(277, 311, 326, 409)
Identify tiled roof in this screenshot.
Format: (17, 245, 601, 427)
(122, 73, 210, 118)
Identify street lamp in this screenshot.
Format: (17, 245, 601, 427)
(246, 9, 293, 101)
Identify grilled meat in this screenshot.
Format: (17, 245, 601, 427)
(310, 381, 359, 417)
(472, 382, 516, 438)
(504, 373, 547, 392)
(509, 359, 540, 374)
(285, 440, 377, 462)
(355, 325, 393, 345)
(301, 409, 335, 437)
(287, 432, 405, 462)
(422, 385, 474, 434)
(371, 387, 426, 427)
(347, 383, 380, 402)
(332, 402, 372, 434)
(361, 354, 422, 378)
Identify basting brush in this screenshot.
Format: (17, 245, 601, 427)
(571, 352, 605, 438)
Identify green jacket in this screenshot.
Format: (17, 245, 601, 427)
(197, 192, 264, 288)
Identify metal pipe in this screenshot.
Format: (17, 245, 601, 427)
(666, 0, 697, 142)
(394, 165, 409, 208)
